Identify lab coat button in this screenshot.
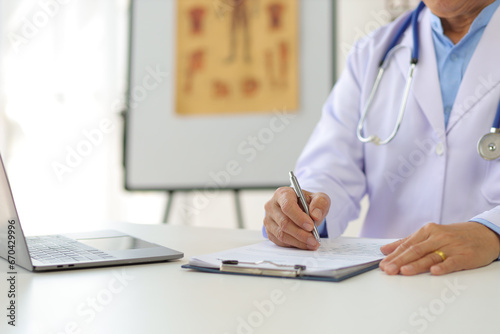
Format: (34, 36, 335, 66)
(435, 142, 444, 156)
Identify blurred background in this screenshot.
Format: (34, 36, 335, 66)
(0, 0, 418, 236)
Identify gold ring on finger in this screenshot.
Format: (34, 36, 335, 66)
(434, 250, 446, 261)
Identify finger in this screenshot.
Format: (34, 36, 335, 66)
(430, 256, 464, 276)
(265, 207, 314, 249)
(267, 228, 309, 250)
(398, 251, 447, 276)
(264, 192, 319, 249)
(380, 223, 438, 268)
(264, 187, 321, 249)
(379, 235, 419, 268)
(275, 187, 315, 231)
(381, 240, 441, 275)
(266, 215, 317, 250)
(307, 192, 331, 224)
(380, 238, 406, 255)
(263, 221, 287, 248)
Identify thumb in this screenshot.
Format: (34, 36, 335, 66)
(307, 192, 331, 225)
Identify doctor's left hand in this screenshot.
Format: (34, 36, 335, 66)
(379, 222, 500, 276)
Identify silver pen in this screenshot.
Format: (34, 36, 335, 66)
(289, 171, 321, 243)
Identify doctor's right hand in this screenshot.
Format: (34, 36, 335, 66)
(264, 187, 331, 250)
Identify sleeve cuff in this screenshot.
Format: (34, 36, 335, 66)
(470, 218, 500, 261)
(317, 219, 328, 238)
(262, 224, 268, 238)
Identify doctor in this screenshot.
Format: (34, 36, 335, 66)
(263, 0, 500, 276)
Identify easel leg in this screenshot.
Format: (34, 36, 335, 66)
(234, 189, 245, 229)
(163, 190, 174, 224)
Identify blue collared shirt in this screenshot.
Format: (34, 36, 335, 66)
(430, 0, 500, 127)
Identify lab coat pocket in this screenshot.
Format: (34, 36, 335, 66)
(481, 161, 500, 204)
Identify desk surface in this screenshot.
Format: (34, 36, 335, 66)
(1, 223, 499, 334)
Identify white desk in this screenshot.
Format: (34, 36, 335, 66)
(2, 223, 499, 334)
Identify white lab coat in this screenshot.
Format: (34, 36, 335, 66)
(295, 7, 500, 238)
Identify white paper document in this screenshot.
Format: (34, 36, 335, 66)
(189, 237, 397, 278)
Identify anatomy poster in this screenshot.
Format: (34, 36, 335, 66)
(176, 0, 299, 116)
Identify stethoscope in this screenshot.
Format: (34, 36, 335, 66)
(356, 1, 500, 161)
(478, 104, 500, 160)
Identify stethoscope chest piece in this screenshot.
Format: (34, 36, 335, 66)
(478, 130, 500, 160)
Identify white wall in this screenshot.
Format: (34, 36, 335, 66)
(336, 0, 386, 76)
(336, 0, 420, 77)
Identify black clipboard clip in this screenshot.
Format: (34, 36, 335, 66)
(220, 260, 307, 278)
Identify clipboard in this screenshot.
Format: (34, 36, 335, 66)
(182, 259, 381, 282)
(181, 237, 394, 282)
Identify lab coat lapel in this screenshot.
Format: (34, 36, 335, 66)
(394, 8, 446, 137)
(446, 7, 500, 132)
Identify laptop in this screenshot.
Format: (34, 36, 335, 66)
(0, 153, 183, 272)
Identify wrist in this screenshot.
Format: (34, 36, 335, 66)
(469, 221, 500, 260)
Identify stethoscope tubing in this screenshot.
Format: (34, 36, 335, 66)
(357, 2, 425, 145)
(493, 100, 500, 130)
(357, 1, 500, 161)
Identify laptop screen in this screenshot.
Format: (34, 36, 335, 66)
(0, 154, 33, 270)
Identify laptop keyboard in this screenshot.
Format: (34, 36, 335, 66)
(27, 235, 116, 264)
